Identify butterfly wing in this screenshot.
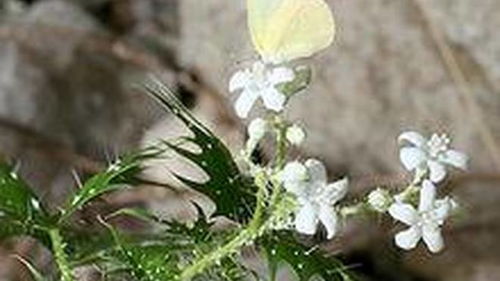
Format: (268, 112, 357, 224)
(247, 0, 335, 64)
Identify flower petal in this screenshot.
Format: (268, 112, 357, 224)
(318, 205, 338, 239)
(422, 225, 444, 253)
(395, 226, 422, 250)
(398, 131, 427, 147)
(305, 159, 328, 184)
(280, 162, 308, 195)
(440, 149, 468, 170)
(428, 160, 446, 183)
(229, 70, 249, 92)
(389, 203, 419, 225)
(400, 147, 426, 171)
(269, 67, 295, 84)
(294, 203, 318, 235)
(419, 180, 436, 212)
(324, 178, 348, 204)
(261, 88, 286, 112)
(432, 198, 451, 224)
(234, 89, 259, 118)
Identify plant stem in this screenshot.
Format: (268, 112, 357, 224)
(395, 184, 419, 203)
(269, 115, 288, 209)
(180, 116, 290, 280)
(48, 228, 75, 281)
(179, 171, 268, 280)
(274, 116, 288, 170)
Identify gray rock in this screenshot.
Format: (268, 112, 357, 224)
(24, 0, 100, 31)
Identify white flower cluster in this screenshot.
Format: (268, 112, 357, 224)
(387, 131, 468, 253)
(229, 59, 469, 254)
(230, 59, 350, 239)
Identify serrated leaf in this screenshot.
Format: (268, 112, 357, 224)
(110, 206, 214, 244)
(143, 79, 256, 222)
(260, 232, 352, 281)
(60, 148, 162, 222)
(0, 162, 49, 240)
(102, 220, 182, 281)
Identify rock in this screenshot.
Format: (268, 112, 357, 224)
(24, 0, 100, 31)
(0, 0, 176, 220)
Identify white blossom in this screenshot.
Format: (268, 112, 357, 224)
(368, 188, 392, 213)
(229, 61, 294, 118)
(280, 159, 348, 239)
(388, 180, 452, 253)
(286, 124, 306, 145)
(399, 131, 468, 183)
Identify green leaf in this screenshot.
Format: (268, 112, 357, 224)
(102, 219, 182, 281)
(108, 206, 252, 281)
(0, 162, 49, 240)
(260, 232, 353, 281)
(143, 79, 256, 222)
(60, 148, 162, 222)
(109, 206, 214, 245)
(278, 66, 312, 98)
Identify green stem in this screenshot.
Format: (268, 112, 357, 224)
(179, 171, 268, 280)
(49, 228, 75, 281)
(179, 116, 290, 280)
(274, 116, 288, 170)
(269, 115, 288, 209)
(179, 229, 252, 280)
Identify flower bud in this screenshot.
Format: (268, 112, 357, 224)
(368, 188, 392, 213)
(246, 118, 268, 153)
(286, 124, 305, 145)
(248, 118, 268, 141)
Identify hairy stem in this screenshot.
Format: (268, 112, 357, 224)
(274, 116, 288, 170)
(179, 171, 268, 280)
(49, 228, 75, 281)
(180, 116, 290, 280)
(269, 115, 288, 209)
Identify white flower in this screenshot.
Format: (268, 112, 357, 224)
(388, 180, 452, 253)
(286, 124, 306, 145)
(399, 131, 468, 183)
(229, 61, 294, 118)
(280, 159, 348, 239)
(368, 188, 392, 213)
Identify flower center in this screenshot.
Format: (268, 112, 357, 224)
(418, 210, 440, 228)
(249, 62, 271, 92)
(426, 133, 450, 158)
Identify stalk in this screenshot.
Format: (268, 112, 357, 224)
(179, 171, 268, 280)
(49, 228, 75, 281)
(180, 115, 290, 280)
(274, 116, 288, 170)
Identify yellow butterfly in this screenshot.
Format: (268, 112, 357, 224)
(247, 0, 336, 64)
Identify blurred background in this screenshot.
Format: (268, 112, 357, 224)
(1, 0, 500, 280)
